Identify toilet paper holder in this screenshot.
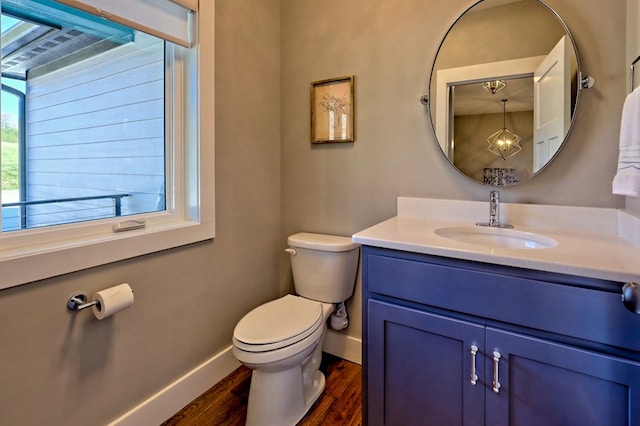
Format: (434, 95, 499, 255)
(67, 293, 100, 311)
(67, 283, 134, 319)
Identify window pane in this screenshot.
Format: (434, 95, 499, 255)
(1, 79, 24, 231)
(1, 3, 166, 232)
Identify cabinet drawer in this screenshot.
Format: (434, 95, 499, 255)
(367, 252, 640, 352)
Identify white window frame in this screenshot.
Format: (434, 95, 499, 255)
(0, 3, 214, 289)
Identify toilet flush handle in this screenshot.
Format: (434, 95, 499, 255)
(285, 248, 297, 256)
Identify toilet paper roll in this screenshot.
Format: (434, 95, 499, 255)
(91, 283, 134, 320)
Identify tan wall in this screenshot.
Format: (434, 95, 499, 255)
(0, 1, 281, 425)
(281, 0, 627, 344)
(627, 0, 640, 214)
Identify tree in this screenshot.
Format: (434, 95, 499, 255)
(1, 113, 18, 143)
(1, 112, 17, 129)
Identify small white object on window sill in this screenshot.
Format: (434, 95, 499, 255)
(112, 219, 146, 233)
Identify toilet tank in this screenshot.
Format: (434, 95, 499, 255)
(287, 232, 360, 303)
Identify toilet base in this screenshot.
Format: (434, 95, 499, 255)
(245, 363, 326, 426)
(236, 301, 335, 426)
(303, 370, 326, 415)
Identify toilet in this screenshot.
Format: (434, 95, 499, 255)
(232, 232, 360, 426)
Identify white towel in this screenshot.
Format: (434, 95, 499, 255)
(613, 86, 640, 196)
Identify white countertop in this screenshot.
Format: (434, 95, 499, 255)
(352, 197, 640, 283)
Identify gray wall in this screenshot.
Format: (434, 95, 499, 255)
(0, 0, 634, 424)
(628, 0, 640, 214)
(281, 0, 627, 344)
(0, 1, 281, 425)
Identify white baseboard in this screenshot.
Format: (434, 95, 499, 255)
(323, 330, 362, 365)
(107, 346, 241, 426)
(107, 333, 360, 426)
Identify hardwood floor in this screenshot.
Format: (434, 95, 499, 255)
(161, 353, 362, 426)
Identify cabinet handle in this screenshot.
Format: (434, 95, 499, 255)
(470, 345, 479, 385)
(622, 282, 640, 314)
(492, 351, 502, 393)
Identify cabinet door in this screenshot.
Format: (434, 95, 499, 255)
(368, 300, 485, 426)
(486, 328, 640, 426)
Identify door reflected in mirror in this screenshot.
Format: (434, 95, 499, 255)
(428, 0, 580, 186)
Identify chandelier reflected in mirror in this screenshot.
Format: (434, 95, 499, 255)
(481, 79, 507, 95)
(487, 99, 522, 160)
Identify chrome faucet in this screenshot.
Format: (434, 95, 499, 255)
(476, 190, 512, 228)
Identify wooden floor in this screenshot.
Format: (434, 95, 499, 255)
(161, 353, 362, 426)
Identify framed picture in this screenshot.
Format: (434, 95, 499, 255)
(310, 75, 355, 143)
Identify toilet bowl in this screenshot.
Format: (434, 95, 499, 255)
(233, 295, 334, 426)
(231, 233, 359, 426)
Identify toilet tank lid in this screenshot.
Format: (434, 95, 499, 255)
(288, 232, 359, 252)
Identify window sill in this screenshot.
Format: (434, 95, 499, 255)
(0, 218, 215, 289)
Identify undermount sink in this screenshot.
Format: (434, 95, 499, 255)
(434, 226, 558, 250)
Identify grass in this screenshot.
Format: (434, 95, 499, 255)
(1, 140, 19, 190)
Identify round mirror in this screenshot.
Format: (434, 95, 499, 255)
(428, 0, 583, 186)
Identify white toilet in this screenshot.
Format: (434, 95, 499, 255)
(232, 232, 360, 426)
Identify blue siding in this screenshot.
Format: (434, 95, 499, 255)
(24, 32, 165, 227)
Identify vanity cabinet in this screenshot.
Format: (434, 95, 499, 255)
(362, 246, 640, 426)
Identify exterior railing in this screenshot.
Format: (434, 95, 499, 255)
(1, 193, 130, 230)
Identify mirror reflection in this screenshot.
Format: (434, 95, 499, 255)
(428, 0, 580, 186)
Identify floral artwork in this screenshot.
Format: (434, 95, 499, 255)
(311, 76, 354, 143)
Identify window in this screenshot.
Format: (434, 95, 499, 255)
(2, 11, 165, 231)
(0, 0, 214, 289)
(1, 78, 24, 231)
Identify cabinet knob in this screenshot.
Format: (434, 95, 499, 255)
(622, 282, 640, 314)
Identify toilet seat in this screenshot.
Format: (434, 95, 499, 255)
(233, 295, 324, 352)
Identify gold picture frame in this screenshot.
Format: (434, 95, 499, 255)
(310, 76, 355, 143)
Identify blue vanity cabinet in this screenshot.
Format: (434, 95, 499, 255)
(485, 328, 640, 426)
(362, 246, 640, 426)
(368, 300, 485, 426)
